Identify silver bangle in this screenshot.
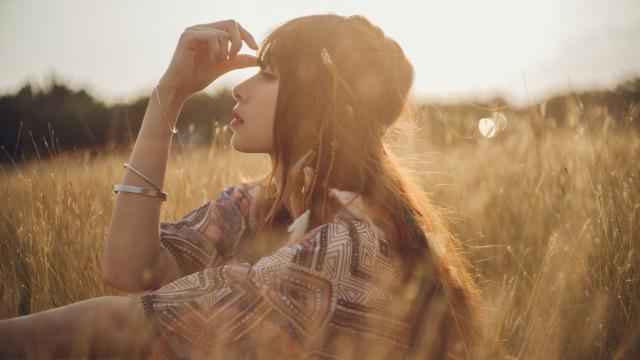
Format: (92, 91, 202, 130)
(155, 83, 179, 135)
(123, 163, 163, 192)
(113, 184, 167, 201)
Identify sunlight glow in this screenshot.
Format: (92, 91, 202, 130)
(0, 0, 638, 106)
(478, 111, 508, 138)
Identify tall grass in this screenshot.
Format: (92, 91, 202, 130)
(1, 100, 638, 358)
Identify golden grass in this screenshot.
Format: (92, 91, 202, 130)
(1, 102, 638, 359)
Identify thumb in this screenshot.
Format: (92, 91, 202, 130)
(213, 54, 259, 77)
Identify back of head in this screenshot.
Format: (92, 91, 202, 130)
(257, 14, 415, 223)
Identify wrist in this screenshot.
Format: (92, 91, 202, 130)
(157, 78, 189, 110)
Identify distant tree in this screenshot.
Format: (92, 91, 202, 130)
(0, 80, 236, 165)
(0, 76, 638, 165)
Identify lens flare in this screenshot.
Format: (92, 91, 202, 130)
(478, 111, 508, 138)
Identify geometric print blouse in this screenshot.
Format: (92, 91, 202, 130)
(128, 181, 439, 360)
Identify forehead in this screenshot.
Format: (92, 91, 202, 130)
(258, 42, 278, 70)
(258, 56, 278, 73)
(257, 57, 269, 68)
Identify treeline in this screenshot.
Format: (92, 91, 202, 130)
(0, 82, 237, 165)
(1, 76, 639, 165)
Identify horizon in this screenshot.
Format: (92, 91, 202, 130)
(7, 70, 639, 109)
(1, 0, 639, 108)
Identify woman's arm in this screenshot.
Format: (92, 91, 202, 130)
(102, 19, 259, 292)
(101, 83, 185, 292)
(0, 296, 154, 358)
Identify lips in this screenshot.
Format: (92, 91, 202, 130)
(231, 109, 245, 124)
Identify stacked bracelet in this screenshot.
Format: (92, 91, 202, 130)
(113, 81, 177, 201)
(113, 184, 167, 201)
(113, 163, 168, 201)
(123, 163, 163, 192)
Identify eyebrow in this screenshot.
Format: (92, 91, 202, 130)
(258, 55, 277, 73)
(258, 57, 269, 70)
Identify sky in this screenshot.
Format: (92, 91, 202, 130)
(1, 0, 639, 107)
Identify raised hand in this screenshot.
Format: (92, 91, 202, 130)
(159, 19, 260, 101)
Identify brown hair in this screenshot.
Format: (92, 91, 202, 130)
(251, 14, 484, 358)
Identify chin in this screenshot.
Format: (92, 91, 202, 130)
(230, 137, 269, 154)
(230, 138, 248, 153)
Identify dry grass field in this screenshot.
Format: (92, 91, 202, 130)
(1, 98, 638, 359)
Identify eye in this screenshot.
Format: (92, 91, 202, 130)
(259, 71, 276, 79)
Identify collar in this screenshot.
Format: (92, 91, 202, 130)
(248, 182, 447, 261)
(246, 182, 377, 244)
(287, 187, 376, 244)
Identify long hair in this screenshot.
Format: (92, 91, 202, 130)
(249, 14, 484, 358)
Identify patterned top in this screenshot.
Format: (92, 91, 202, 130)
(128, 182, 430, 360)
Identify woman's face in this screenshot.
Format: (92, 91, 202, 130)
(230, 62, 279, 154)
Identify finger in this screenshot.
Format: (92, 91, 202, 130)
(237, 23, 259, 50)
(192, 29, 220, 66)
(225, 21, 243, 58)
(187, 28, 228, 65)
(182, 28, 218, 55)
(190, 20, 258, 51)
(190, 25, 238, 60)
(209, 38, 221, 66)
(233, 54, 259, 68)
(217, 36, 229, 64)
(215, 54, 259, 75)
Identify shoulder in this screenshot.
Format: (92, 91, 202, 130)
(291, 201, 400, 277)
(326, 189, 397, 257)
(252, 210, 399, 281)
(227, 179, 272, 232)
(220, 181, 257, 203)
(217, 179, 266, 218)
(274, 187, 399, 261)
(278, 205, 412, 318)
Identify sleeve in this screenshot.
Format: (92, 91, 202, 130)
(129, 222, 344, 359)
(159, 183, 253, 278)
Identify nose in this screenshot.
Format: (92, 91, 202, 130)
(232, 84, 243, 103)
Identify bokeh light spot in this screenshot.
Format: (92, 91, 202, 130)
(478, 111, 508, 138)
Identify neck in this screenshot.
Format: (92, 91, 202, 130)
(269, 152, 296, 219)
(269, 151, 336, 223)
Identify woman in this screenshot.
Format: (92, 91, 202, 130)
(0, 15, 483, 359)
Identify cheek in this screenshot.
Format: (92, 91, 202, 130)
(255, 118, 274, 140)
(230, 112, 275, 153)
(260, 84, 278, 142)
(261, 85, 278, 125)
(231, 82, 279, 153)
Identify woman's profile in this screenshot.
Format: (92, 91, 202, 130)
(0, 14, 483, 359)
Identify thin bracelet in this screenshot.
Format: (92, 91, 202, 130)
(123, 163, 163, 192)
(113, 184, 167, 201)
(155, 83, 179, 135)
